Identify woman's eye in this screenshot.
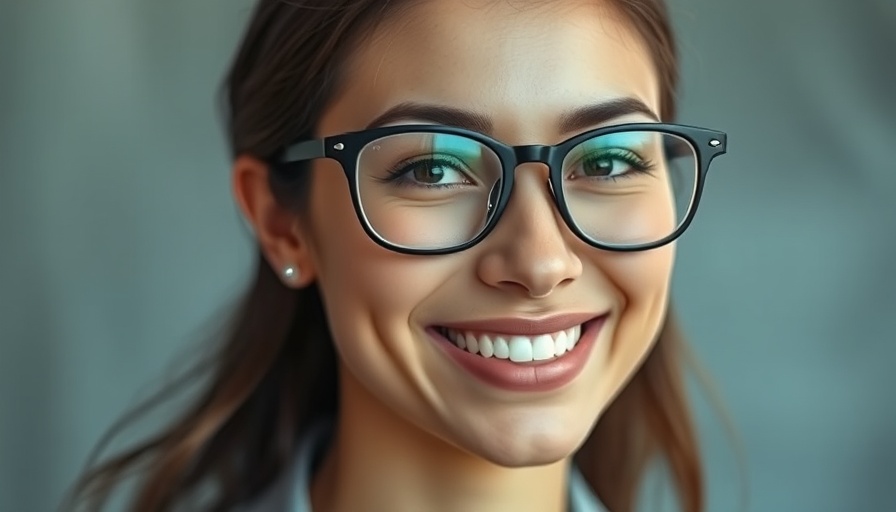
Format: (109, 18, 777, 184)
(574, 149, 650, 179)
(391, 157, 473, 186)
(582, 156, 629, 177)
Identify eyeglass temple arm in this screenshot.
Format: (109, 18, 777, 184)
(282, 139, 326, 164)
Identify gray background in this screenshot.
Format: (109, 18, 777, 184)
(2, 0, 894, 510)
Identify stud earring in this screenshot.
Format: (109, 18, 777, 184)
(282, 265, 300, 283)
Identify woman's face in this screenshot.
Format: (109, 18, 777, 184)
(302, 0, 672, 466)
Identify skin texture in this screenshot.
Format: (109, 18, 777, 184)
(233, 1, 674, 511)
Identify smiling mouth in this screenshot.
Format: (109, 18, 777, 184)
(435, 323, 587, 363)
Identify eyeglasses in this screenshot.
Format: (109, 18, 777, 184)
(276, 123, 727, 255)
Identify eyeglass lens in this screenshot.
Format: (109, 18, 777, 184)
(355, 130, 698, 250)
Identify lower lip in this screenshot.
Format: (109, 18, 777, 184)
(428, 316, 606, 393)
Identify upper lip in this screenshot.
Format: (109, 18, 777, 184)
(436, 312, 605, 336)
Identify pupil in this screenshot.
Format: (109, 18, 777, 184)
(415, 162, 444, 183)
(586, 158, 612, 176)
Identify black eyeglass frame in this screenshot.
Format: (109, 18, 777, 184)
(275, 123, 727, 255)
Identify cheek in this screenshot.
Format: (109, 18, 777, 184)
(596, 244, 674, 372)
(304, 166, 476, 436)
(304, 163, 449, 369)
(604, 244, 675, 307)
(306, 162, 424, 299)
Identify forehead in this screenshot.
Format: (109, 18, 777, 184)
(326, 0, 660, 139)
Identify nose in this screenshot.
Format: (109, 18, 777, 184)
(476, 164, 583, 298)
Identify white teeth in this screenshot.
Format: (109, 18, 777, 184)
(493, 337, 510, 359)
(532, 334, 554, 361)
(565, 327, 577, 351)
(479, 336, 494, 357)
(508, 336, 534, 362)
(554, 331, 568, 357)
(443, 324, 586, 362)
(466, 334, 479, 354)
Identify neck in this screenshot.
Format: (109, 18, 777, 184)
(310, 368, 571, 512)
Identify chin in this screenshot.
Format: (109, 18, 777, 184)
(477, 440, 581, 468)
(456, 420, 593, 468)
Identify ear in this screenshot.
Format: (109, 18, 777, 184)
(231, 155, 316, 287)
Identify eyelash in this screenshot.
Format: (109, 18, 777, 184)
(578, 148, 655, 180)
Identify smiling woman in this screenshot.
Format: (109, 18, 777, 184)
(67, 1, 727, 511)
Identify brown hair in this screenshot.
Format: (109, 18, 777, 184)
(66, 0, 700, 510)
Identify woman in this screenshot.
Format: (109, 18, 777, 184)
(70, 0, 727, 510)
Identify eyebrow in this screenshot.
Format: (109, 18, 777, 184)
(364, 97, 659, 134)
(558, 97, 659, 133)
(365, 102, 493, 133)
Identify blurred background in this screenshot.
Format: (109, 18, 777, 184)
(2, 0, 894, 510)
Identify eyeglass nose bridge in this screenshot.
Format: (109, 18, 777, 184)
(507, 144, 558, 203)
(513, 144, 552, 164)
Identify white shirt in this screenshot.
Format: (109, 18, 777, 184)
(245, 421, 608, 512)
